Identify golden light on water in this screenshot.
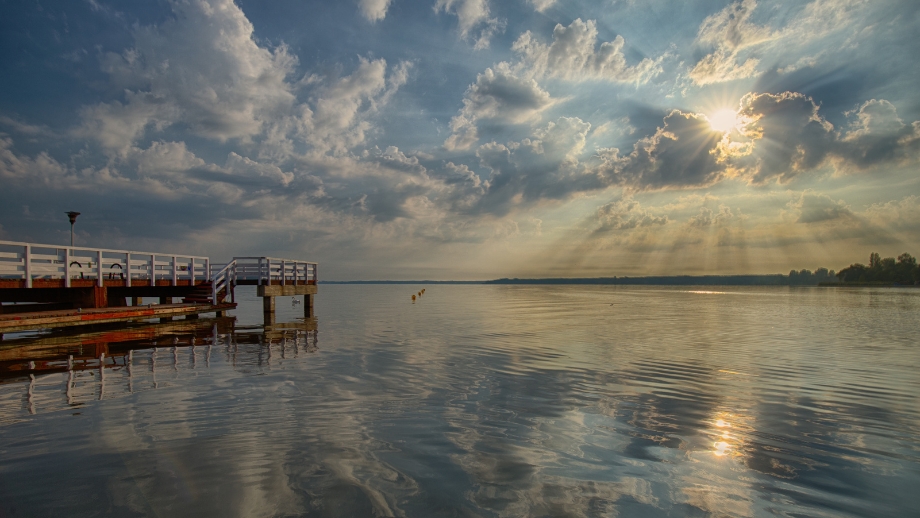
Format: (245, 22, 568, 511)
(709, 413, 746, 458)
(708, 108, 740, 133)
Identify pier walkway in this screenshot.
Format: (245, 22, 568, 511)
(0, 240, 317, 335)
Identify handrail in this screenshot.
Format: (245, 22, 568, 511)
(210, 260, 237, 303)
(0, 239, 209, 261)
(231, 256, 318, 286)
(0, 240, 210, 288)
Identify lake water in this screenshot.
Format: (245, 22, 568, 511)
(0, 285, 918, 517)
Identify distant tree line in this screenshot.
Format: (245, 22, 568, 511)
(788, 268, 836, 285)
(835, 252, 919, 285)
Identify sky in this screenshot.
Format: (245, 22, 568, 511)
(0, 0, 918, 280)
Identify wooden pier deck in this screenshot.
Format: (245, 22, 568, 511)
(0, 302, 236, 334)
(0, 240, 318, 334)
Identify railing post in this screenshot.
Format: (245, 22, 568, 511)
(171, 256, 178, 286)
(266, 258, 271, 286)
(281, 260, 286, 286)
(149, 255, 156, 286)
(189, 258, 195, 285)
(126, 253, 131, 287)
(205, 258, 210, 282)
(64, 248, 71, 288)
(97, 250, 104, 287)
(24, 245, 32, 288)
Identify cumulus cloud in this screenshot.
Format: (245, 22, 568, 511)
(599, 110, 727, 189)
(359, 0, 392, 22)
(593, 198, 668, 233)
(734, 91, 835, 183)
(513, 19, 662, 83)
(434, 0, 504, 49)
(839, 99, 920, 168)
(688, 205, 742, 227)
(468, 117, 600, 214)
(261, 59, 411, 160)
(300, 58, 409, 155)
(787, 192, 853, 223)
(129, 140, 208, 180)
(77, 0, 296, 154)
(689, 0, 774, 85)
(444, 64, 555, 150)
(0, 136, 70, 183)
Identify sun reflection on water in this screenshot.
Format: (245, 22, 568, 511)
(709, 412, 747, 459)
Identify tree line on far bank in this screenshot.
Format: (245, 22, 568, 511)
(834, 252, 919, 285)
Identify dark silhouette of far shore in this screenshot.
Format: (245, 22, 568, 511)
(321, 252, 919, 287)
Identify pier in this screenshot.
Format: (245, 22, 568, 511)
(0, 240, 317, 336)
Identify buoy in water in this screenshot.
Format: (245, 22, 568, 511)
(412, 294, 416, 301)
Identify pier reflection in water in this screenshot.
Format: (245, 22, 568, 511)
(0, 285, 918, 517)
(0, 317, 317, 423)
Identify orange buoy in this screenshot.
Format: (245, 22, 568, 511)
(412, 294, 416, 301)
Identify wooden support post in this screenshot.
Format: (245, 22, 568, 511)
(304, 294, 314, 318)
(131, 297, 141, 306)
(92, 287, 108, 308)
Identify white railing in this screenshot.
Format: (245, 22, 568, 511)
(210, 260, 236, 304)
(231, 256, 318, 286)
(0, 240, 210, 289)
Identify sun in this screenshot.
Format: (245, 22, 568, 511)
(708, 108, 739, 133)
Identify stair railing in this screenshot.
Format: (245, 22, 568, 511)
(210, 260, 237, 304)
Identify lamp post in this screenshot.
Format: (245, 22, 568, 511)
(66, 211, 80, 247)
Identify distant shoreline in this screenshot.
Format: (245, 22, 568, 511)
(320, 275, 914, 286)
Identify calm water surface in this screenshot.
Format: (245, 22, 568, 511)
(0, 285, 918, 517)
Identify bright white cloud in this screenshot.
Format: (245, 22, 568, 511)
(689, 0, 773, 85)
(359, 0, 392, 22)
(513, 19, 662, 83)
(78, 0, 297, 153)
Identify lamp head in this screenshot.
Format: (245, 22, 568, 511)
(66, 211, 81, 224)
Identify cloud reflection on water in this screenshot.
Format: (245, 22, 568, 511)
(0, 286, 918, 517)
